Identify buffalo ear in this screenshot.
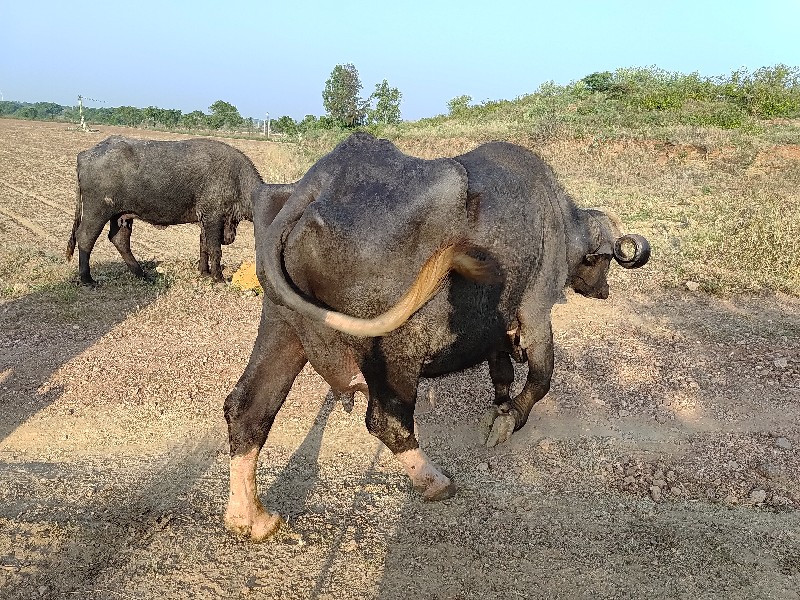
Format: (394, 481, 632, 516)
(583, 237, 614, 265)
(583, 252, 610, 266)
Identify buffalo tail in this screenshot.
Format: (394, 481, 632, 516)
(66, 167, 81, 261)
(322, 240, 502, 337)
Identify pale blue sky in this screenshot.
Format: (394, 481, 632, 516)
(1, 0, 797, 121)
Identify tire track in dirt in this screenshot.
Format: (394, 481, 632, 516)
(0, 204, 59, 246)
(0, 178, 166, 258)
(0, 178, 75, 218)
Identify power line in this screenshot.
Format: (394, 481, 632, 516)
(77, 94, 105, 132)
(78, 94, 106, 104)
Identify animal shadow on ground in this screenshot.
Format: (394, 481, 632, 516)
(371, 294, 800, 599)
(0, 263, 168, 443)
(0, 263, 192, 596)
(234, 389, 392, 598)
(0, 429, 224, 598)
(261, 392, 337, 521)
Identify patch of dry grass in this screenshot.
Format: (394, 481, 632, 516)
(499, 132, 798, 296)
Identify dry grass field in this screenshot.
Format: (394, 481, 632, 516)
(1, 118, 799, 599)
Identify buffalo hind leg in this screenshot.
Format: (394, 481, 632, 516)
(362, 352, 455, 501)
(75, 211, 110, 286)
(223, 307, 307, 541)
(223, 213, 238, 245)
(109, 217, 147, 279)
(481, 322, 554, 447)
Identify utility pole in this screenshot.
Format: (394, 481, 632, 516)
(265, 112, 270, 138)
(78, 95, 89, 132)
(76, 95, 105, 132)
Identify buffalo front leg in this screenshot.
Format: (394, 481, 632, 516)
(223, 307, 308, 541)
(362, 353, 456, 501)
(199, 225, 210, 277)
(199, 216, 225, 281)
(481, 321, 554, 447)
(109, 217, 147, 279)
(488, 351, 514, 405)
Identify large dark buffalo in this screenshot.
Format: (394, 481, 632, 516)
(223, 133, 650, 541)
(66, 136, 264, 284)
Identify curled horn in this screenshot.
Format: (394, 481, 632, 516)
(613, 234, 651, 269)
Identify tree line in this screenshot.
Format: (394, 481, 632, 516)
(3, 64, 796, 135)
(0, 64, 402, 135)
(442, 65, 800, 129)
(0, 98, 298, 134)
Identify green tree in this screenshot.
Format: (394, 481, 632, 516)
(160, 109, 182, 128)
(298, 114, 319, 132)
(209, 100, 244, 129)
(322, 63, 368, 127)
(112, 106, 143, 127)
(33, 102, 63, 119)
(142, 106, 162, 128)
(85, 107, 115, 124)
(181, 110, 208, 129)
(581, 71, 614, 93)
(447, 94, 472, 116)
(18, 106, 37, 120)
(273, 115, 298, 135)
(0, 101, 23, 116)
(368, 79, 402, 124)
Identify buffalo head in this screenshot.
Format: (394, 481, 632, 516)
(569, 210, 651, 299)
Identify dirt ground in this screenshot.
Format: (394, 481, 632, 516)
(1, 119, 799, 599)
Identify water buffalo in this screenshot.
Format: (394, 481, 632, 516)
(66, 135, 264, 285)
(250, 181, 296, 233)
(223, 133, 650, 541)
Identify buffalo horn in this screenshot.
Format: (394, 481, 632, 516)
(613, 234, 651, 269)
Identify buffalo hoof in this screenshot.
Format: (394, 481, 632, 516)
(131, 270, 156, 284)
(79, 276, 98, 287)
(224, 505, 284, 542)
(333, 390, 355, 413)
(480, 405, 519, 448)
(418, 476, 457, 502)
(198, 270, 226, 284)
(398, 448, 457, 502)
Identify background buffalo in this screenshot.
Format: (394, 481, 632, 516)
(66, 135, 263, 284)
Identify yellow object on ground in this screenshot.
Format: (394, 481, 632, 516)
(232, 262, 262, 292)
